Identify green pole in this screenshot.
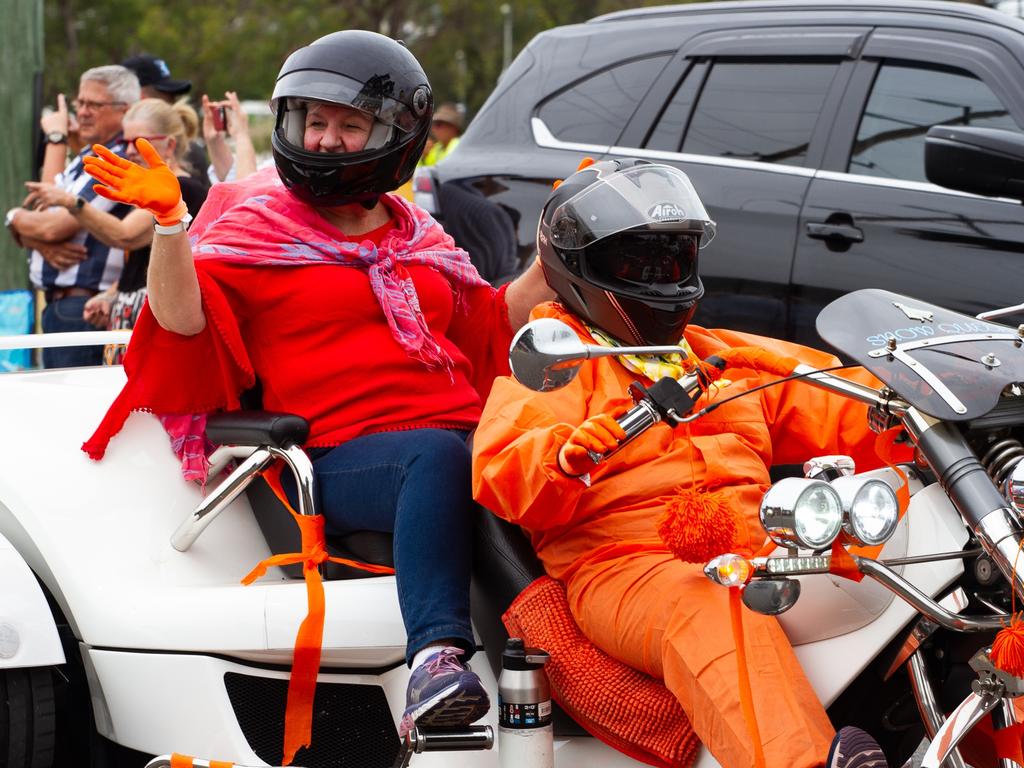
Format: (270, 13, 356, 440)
(0, 0, 43, 291)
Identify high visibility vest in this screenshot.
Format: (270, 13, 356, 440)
(420, 136, 461, 167)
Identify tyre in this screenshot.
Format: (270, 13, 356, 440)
(0, 666, 57, 768)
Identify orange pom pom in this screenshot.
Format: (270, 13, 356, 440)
(992, 615, 1024, 678)
(657, 486, 737, 564)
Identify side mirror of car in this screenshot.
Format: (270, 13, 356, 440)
(925, 125, 1024, 203)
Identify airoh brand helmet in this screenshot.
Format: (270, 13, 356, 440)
(270, 30, 433, 206)
(537, 159, 716, 346)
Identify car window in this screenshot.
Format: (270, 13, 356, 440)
(645, 64, 704, 153)
(680, 60, 841, 166)
(849, 62, 1020, 182)
(537, 55, 671, 145)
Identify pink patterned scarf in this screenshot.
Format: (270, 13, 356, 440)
(189, 183, 489, 371)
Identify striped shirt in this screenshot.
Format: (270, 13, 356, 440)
(28, 136, 133, 291)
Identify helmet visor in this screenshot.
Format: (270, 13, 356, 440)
(585, 231, 699, 290)
(549, 164, 716, 251)
(272, 69, 424, 134)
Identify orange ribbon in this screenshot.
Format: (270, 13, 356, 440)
(169, 755, 234, 768)
(729, 587, 766, 768)
(241, 463, 395, 765)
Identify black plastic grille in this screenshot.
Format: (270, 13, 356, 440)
(224, 672, 400, 767)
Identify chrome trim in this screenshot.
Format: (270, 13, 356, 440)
(170, 443, 317, 552)
(901, 407, 940, 443)
(921, 689, 1003, 768)
(816, 169, 1024, 203)
(530, 117, 612, 155)
(273, 444, 316, 518)
(867, 332, 1021, 357)
(878, 348, 968, 415)
(791, 364, 891, 408)
(993, 699, 1019, 768)
(529, 116, 1023, 199)
(854, 559, 1009, 633)
(170, 447, 275, 552)
(978, 303, 1024, 322)
(206, 444, 265, 483)
(530, 117, 816, 177)
(908, 652, 969, 768)
(974, 507, 1024, 597)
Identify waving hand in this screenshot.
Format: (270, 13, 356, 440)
(83, 140, 187, 226)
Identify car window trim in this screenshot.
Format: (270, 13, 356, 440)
(532, 51, 675, 148)
(815, 168, 1024, 204)
(533, 116, 816, 177)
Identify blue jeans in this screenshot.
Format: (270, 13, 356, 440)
(288, 428, 476, 666)
(41, 295, 104, 368)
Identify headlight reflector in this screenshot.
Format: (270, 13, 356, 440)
(833, 476, 899, 546)
(759, 478, 843, 549)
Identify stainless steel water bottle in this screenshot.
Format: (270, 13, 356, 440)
(498, 637, 554, 768)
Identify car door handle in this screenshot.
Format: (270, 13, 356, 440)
(806, 222, 864, 243)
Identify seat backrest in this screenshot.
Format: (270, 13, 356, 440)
(469, 506, 589, 737)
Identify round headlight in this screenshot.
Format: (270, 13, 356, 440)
(760, 478, 843, 550)
(833, 476, 900, 546)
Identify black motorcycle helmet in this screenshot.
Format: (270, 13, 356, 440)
(537, 158, 717, 346)
(270, 30, 433, 207)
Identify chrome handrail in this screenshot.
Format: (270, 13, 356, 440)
(170, 443, 316, 552)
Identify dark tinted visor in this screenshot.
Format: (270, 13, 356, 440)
(585, 231, 699, 289)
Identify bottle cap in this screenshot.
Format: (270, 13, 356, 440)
(502, 637, 551, 670)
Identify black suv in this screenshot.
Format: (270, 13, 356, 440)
(416, 0, 1024, 345)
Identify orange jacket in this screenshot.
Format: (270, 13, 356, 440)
(472, 302, 883, 584)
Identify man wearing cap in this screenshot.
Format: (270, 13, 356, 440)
(121, 54, 213, 185)
(4, 65, 139, 368)
(121, 54, 192, 100)
(418, 102, 463, 166)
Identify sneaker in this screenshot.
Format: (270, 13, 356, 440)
(827, 727, 889, 768)
(398, 647, 490, 737)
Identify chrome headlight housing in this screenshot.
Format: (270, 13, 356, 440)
(759, 477, 843, 549)
(832, 475, 900, 546)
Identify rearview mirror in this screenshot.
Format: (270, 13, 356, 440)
(508, 318, 688, 391)
(925, 126, 1024, 202)
(508, 318, 589, 391)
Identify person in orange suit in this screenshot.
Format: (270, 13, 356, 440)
(472, 158, 892, 768)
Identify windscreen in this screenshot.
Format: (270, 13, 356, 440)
(817, 289, 1024, 421)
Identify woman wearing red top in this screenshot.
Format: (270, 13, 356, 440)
(80, 31, 551, 736)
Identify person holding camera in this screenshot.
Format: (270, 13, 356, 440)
(202, 91, 257, 183)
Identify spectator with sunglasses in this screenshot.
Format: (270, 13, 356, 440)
(4, 65, 139, 367)
(23, 98, 209, 362)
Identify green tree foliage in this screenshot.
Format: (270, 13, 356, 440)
(43, 0, 698, 119)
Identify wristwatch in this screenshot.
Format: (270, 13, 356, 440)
(4, 207, 19, 229)
(71, 195, 86, 213)
(154, 213, 193, 236)
(45, 131, 68, 145)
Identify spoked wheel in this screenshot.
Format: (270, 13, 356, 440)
(0, 666, 57, 768)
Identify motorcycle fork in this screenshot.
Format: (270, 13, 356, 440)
(916, 649, 1024, 768)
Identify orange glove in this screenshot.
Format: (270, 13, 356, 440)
(83, 139, 187, 226)
(557, 412, 627, 477)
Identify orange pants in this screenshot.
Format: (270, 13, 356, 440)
(567, 551, 834, 768)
